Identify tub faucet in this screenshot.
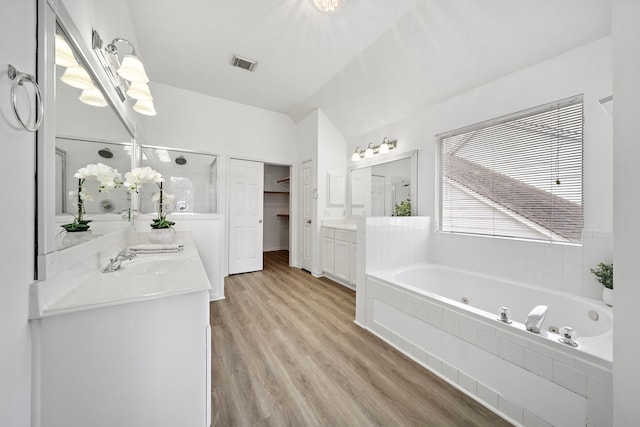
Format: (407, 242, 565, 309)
(525, 305, 549, 333)
(102, 249, 136, 273)
(497, 307, 512, 324)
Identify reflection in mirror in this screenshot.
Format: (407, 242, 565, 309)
(139, 146, 218, 215)
(351, 156, 413, 216)
(54, 27, 134, 250)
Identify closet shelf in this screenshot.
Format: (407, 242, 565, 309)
(264, 191, 289, 194)
(276, 177, 290, 184)
(276, 213, 289, 218)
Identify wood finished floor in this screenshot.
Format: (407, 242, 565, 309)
(210, 251, 511, 427)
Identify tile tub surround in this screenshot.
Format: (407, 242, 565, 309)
(355, 217, 613, 426)
(364, 276, 613, 427)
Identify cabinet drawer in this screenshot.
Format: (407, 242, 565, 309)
(334, 229, 351, 241)
(321, 227, 335, 238)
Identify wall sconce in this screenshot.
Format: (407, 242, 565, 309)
(351, 137, 397, 161)
(92, 29, 156, 116)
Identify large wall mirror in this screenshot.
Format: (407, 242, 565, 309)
(37, 0, 137, 273)
(349, 150, 417, 217)
(53, 27, 134, 250)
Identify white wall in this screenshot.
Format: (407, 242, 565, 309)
(348, 37, 613, 300)
(296, 109, 348, 274)
(612, 1, 640, 424)
(0, 1, 36, 425)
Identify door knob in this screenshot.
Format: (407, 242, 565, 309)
(306, 219, 311, 224)
(259, 219, 263, 223)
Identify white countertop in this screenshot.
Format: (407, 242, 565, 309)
(30, 235, 211, 319)
(321, 219, 357, 231)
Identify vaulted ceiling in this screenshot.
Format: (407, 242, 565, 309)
(127, 0, 611, 139)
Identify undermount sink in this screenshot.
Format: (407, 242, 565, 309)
(119, 258, 186, 275)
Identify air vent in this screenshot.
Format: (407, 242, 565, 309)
(231, 55, 257, 72)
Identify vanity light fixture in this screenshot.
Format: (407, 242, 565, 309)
(92, 29, 156, 115)
(55, 34, 78, 67)
(351, 137, 398, 162)
(60, 66, 94, 90)
(79, 87, 108, 107)
(313, 0, 344, 12)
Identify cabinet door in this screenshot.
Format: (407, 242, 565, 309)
(334, 239, 350, 282)
(349, 241, 357, 285)
(322, 236, 335, 275)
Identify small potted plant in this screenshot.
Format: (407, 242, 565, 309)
(590, 262, 613, 307)
(124, 166, 176, 244)
(394, 199, 411, 216)
(62, 163, 123, 232)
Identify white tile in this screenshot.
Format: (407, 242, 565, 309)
(427, 353, 442, 373)
(498, 395, 524, 424)
(477, 329, 500, 355)
(476, 382, 499, 408)
(458, 371, 477, 395)
(442, 310, 461, 337)
(441, 361, 458, 383)
(587, 374, 613, 408)
(459, 322, 478, 345)
(530, 341, 574, 367)
(524, 349, 553, 380)
(467, 317, 497, 335)
(574, 358, 612, 382)
(586, 400, 613, 427)
(499, 339, 525, 367)
(523, 409, 553, 427)
(553, 361, 587, 396)
(497, 329, 531, 349)
(427, 305, 443, 329)
(414, 346, 428, 366)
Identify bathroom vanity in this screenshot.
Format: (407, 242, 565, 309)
(321, 221, 357, 289)
(30, 233, 211, 427)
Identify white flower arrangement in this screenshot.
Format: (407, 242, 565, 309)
(125, 167, 175, 229)
(63, 163, 123, 232)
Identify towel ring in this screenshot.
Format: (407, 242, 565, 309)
(8, 64, 44, 132)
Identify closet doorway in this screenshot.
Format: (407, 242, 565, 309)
(228, 160, 291, 275)
(263, 164, 291, 261)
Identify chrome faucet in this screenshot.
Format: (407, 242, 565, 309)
(497, 307, 512, 324)
(525, 305, 549, 333)
(102, 249, 136, 273)
(558, 326, 579, 347)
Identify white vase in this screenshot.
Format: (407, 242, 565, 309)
(602, 287, 614, 307)
(148, 228, 176, 244)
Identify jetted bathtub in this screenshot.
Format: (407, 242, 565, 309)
(364, 263, 613, 426)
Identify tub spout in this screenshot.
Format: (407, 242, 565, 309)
(525, 305, 548, 333)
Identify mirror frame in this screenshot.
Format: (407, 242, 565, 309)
(347, 149, 418, 217)
(37, 0, 137, 279)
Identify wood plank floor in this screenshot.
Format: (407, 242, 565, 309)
(210, 251, 511, 427)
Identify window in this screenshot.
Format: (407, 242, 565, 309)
(437, 95, 583, 243)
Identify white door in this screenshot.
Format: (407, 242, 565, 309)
(371, 175, 385, 216)
(229, 159, 264, 274)
(301, 160, 313, 272)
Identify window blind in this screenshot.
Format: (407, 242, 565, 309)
(437, 96, 583, 243)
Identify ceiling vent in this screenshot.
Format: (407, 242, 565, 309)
(231, 55, 257, 72)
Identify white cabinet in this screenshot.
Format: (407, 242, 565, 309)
(322, 237, 335, 275)
(321, 226, 357, 288)
(32, 291, 210, 427)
